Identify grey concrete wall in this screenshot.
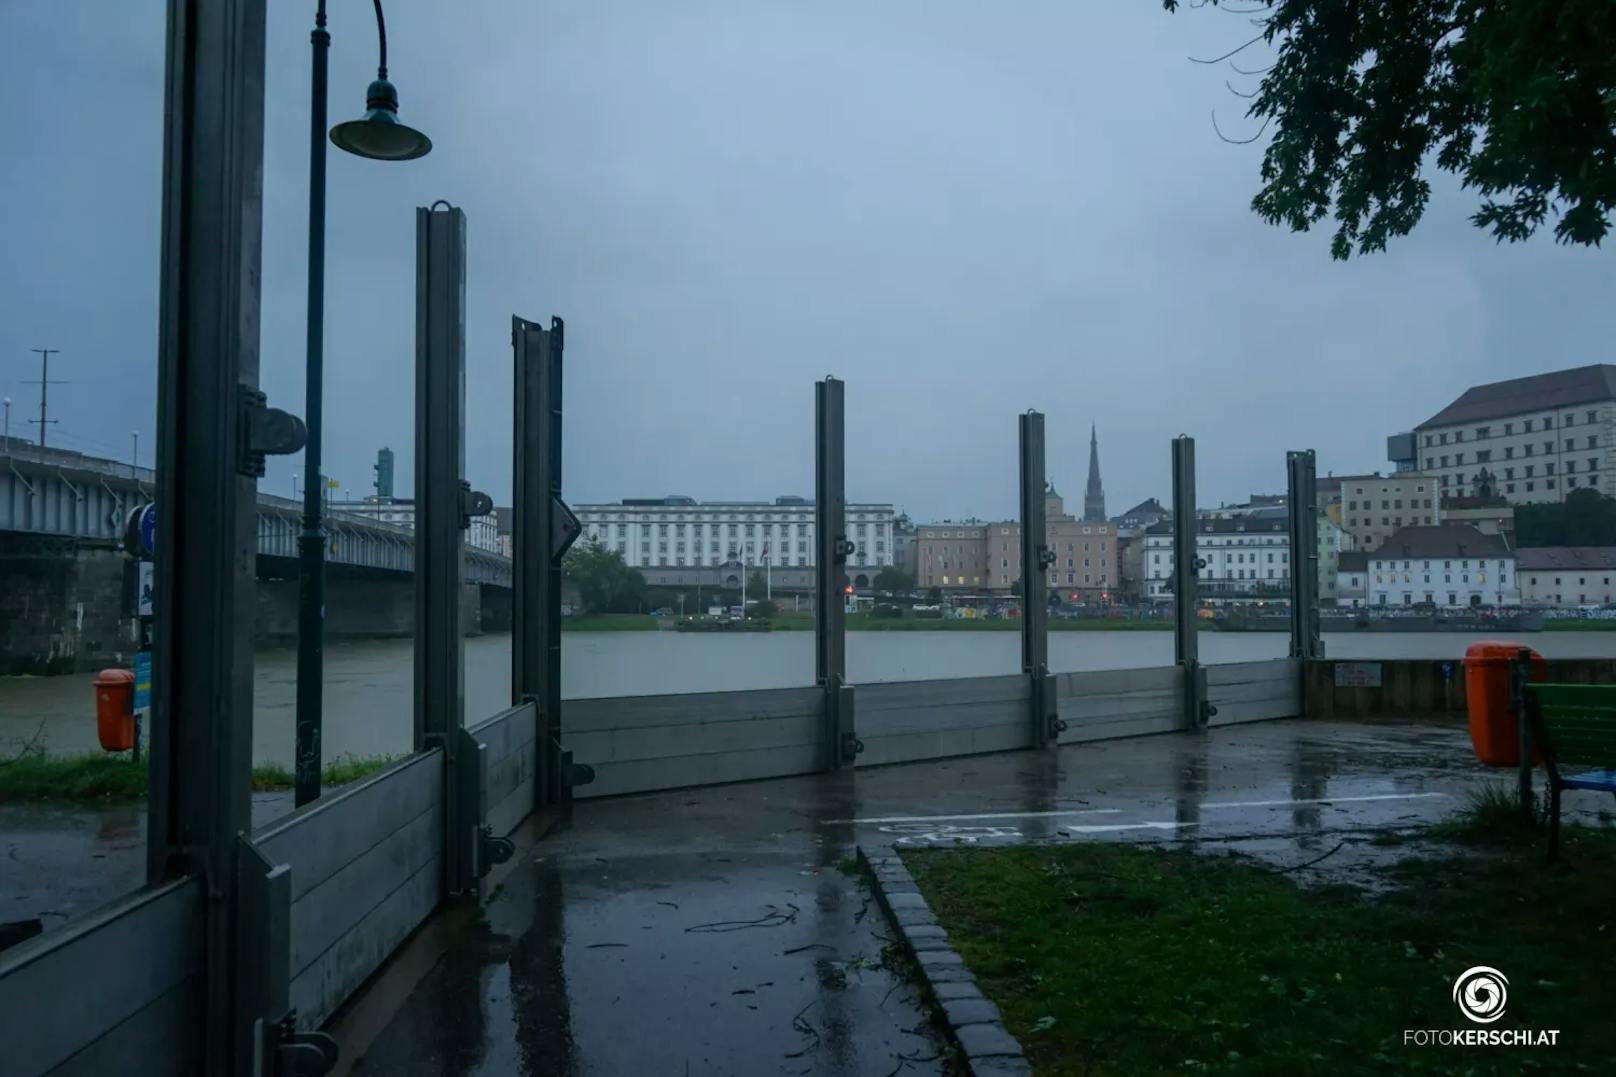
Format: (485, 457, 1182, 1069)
(1304, 657, 1616, 719)
(0, 534, 135, 675)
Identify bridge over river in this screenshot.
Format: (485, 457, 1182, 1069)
(0, 441, 512, 673)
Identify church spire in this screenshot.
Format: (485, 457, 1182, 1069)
(1083, 423, 1106, 522)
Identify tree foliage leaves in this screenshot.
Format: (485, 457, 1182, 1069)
(1166, 1, 1616, 257)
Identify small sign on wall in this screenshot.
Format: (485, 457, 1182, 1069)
(1334, 661, 1383, 688)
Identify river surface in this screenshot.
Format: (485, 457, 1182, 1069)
(4, 629, 1613, 767)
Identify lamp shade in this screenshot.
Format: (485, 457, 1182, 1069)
(329, 78, 431, 161)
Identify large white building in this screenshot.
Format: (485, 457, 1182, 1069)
(1394, 364, 1616, 505)
(1144, 515, 1291, 603)
(1515, 548, 1616, 608)
(574, 495, 895, 572)
(1143, 510, 1351, 605)
(1364, 525, 1517, 607)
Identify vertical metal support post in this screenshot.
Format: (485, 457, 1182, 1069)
(1019, 412, 1058, 744)
(513, 315, 573, 808)
(1287, 449, 1322, 718)
(149, 0, 268, 1071)
(1514, 648, 1534, 820)
(415, 204, 472, 894)
(815, 377, 856, 767)
(1171, 436, 1210, 727)
(1286, 450, 1322, 661)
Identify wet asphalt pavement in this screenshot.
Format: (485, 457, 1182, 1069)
(344, 717, 1502, 1076)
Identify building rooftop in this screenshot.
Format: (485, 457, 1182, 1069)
(1514, 547, 1616, 571)
(1114, 497, 1168, 519)
(1367, 525, 1512, 561)
(1143, 514, 1287, 536)
(1338, 550, 1368, 572)
(1417, 364, 1616, 429)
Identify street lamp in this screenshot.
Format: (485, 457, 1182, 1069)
(297, 0, 432, 808)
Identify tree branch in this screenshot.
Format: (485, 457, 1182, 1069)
(1190, 31, 1267, 65)
(1211, 109, 1272, 145)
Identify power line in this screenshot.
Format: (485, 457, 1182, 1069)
(26, 348, 65, 449)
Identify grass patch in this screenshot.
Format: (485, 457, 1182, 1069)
(1540, 619, 1616, 631)
(0, 751, 399, 802)
(1426, 782, 1543, 845)
(561, 614, 661, 631)
(907, 828, 1616, 1075)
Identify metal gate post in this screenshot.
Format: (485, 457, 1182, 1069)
(1171, 436, 1211, 727)
(815, 377, 857, 767)
(148, 2, 309, 1072)
(513, 316, 579, 808)
(1019, 412, 1059, 744)
(415, 205, 490, 895)
(1286, 450, 1323, 712)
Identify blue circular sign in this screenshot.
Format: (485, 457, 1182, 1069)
(139, 503, 157, 557)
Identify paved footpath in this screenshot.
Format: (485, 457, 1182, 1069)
(345, 717, 1497, 1075)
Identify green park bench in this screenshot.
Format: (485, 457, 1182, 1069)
(1526, 684, 1616, 862)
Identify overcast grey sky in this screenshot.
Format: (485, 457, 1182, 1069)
(3, 2, 1612, 523)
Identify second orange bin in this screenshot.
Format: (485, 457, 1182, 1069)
(1462, 641, 1546, 766)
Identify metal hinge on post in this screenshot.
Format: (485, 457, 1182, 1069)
(1036, 546, 1056, 572)
(271, 1013, 338, 1077)
(460, 482, 494, 530)
(237, 386, 307, 478)
(831, 537, 854, 564)
(479, 825, 515, 872)
(1036, 669, 1065, 742)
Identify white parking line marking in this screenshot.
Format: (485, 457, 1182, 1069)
(1059, 822, 1194, 834)
(835, 808, 1122, 825)
(1197, 792, 1448, 810)
(835, 791, 1448, 826)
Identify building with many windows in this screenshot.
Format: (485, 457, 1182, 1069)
(1364, 525, 1516, 607)
(1515, 548, 1616, 607)
(1392, 364, 1616, 505)
(1143, 515, 1291, 603)
(1334, 473, 1438, 552)
(914, 487, 1119, 600)
(572, 495, 895, 587)
(1141, 510, 1349, 605)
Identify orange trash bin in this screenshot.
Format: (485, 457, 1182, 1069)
(94, 668, 136, 752)
(1461, 642, 1546, 766)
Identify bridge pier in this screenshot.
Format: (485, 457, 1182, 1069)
(0, 533, 135, 675)
(254, 576, 490, 642)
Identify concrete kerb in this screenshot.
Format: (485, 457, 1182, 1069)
(856, 844, 1031, 1077)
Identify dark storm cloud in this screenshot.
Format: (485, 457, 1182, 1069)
(3, 2, 1611, 522)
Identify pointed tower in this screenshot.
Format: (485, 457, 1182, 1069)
(1083, 423, 1106, 522)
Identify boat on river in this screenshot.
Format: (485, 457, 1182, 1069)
(676, 618, 773, 633)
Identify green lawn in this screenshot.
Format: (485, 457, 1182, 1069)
(0, 751, 399, 802)
(561, 613, 663, 631)
(1541, 619, 1616, 631)
(906, 821, 1616, 1075)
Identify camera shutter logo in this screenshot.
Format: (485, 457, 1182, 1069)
(1453, 966, 1508, 1024)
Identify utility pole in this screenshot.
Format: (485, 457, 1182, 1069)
(131, 430, 140, 477)
(27, 348, 63, 448)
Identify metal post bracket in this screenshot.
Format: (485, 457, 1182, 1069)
(238, 386, 308, 478)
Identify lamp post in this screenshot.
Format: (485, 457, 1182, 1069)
(297, 0, 432, 807)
